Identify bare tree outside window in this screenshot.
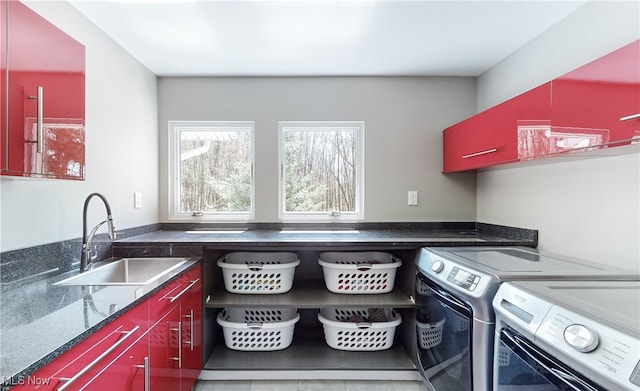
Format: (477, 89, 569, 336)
(170, 122, 254, 219)
(281, 122, 364, 220)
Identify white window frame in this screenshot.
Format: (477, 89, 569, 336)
(278, 121, 364, 222)
(168, 121, 255, 221)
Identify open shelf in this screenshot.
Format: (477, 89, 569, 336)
(206, 279, 415, 309)
(203, 327, 417, 379)
(200, 249, 420, 380)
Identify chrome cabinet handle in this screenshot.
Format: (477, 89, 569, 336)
(57, 325, 140, 391)
(170, 322, 182, 368)
(27, 86, 44, 153)
(143, 356, 149, 391)
(165, 279, 199, 303)
(620, 113, 640, 121)
(462, 148, 498, 159)
(183, 309, 194, 351)
(134, 356, 150, 391)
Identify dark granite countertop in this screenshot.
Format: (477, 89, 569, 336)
(0, 258, 199, 388)
(112, 222, 537, 251)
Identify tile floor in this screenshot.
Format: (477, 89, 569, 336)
(194, 380, 428, 391)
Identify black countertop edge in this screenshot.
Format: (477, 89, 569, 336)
(158, 221, 537, 243)
(476, 222, 538, 242)
(0, 259, 200, 389)
(157, 221, 480, 231)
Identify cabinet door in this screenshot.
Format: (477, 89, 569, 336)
(2, 0, 85, 180)
(180, 278, 202, 391)
(149, 305, 182, 391)
(1, 2, 6, 170)
(74, 333, 149, 391)
(11, 303, 147, 391)
(551, 40, 640, 150)
(443, 83, 551, 172)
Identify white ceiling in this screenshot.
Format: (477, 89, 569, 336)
(69, 0, 588, 77)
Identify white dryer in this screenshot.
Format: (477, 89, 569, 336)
(493, 280, 640, 390)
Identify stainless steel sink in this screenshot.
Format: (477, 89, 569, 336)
(55, 258, 189, 286)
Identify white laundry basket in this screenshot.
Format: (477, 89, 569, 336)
(417, 318, 446, 349)
(217, 308, 300, 351)
(318, 307, 401, 351)
(217, 252, 300, 294)
(318, 252, 402, 294)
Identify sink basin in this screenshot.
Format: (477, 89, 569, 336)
(55, 258, 189, 286)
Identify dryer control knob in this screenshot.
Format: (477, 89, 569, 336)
(431, 260, 444, 274)
(564, 324, 599, 352)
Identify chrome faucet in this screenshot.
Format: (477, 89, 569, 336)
(80, 193, 116, 272)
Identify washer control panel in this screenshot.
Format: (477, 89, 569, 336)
(537, 305, 640, 390)
(494, 282, 640, 390)
(447, 266, 481, 292)
(416, 248, 494, 298)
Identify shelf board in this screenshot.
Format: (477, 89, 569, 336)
(204, 328, 416, 372)
(206, 280, 415, 308)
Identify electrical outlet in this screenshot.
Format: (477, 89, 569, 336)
(408, 191, 418, 206)
(134, 192, 142, 209)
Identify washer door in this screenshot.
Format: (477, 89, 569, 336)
(496, 327, 605, 391)
(416, 273, 472, 391)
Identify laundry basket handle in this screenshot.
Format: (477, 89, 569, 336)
(247, 322, 264, 330)
(356, 263, 372, 271)
(355, 322, 372, 329)
(246, 262, 264, 272)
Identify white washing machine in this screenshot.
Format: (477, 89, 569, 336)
(493, 280, 640, 390)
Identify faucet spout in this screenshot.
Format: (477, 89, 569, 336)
(81, 193, 117, 273)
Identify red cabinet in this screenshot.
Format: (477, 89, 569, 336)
(443, 82, 551, 173)
(71, 332, 149, 391)
(11, 302, 148, 391)
(550, 40, 640, 149)
(9, 264, 202, 391)
(443, 39, 640, 172)
(180, 277, 202, 390)
(148, 265, 202, 391)
(149, 305, 182, 390)
(1, 0, 85, 180)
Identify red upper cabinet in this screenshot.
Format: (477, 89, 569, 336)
(443, 82, 551, 173)
(443, 39, 640, 172)
(1, 0, 85, 180)
(550, 40, 640, 149)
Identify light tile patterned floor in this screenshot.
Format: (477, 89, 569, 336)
(194, 380, 428, 391)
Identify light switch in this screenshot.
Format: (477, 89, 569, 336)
(408, 191, 418, 206)
(134, 192, 142, 209)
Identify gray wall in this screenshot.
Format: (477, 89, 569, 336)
(0, 1, 159, 252)
(157, 77, 478, 222)
(476, 1, 640, 272)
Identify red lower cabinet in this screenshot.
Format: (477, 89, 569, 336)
(9, 264, 202, 391)
(180, 279, 202, 391)
(149, 306, 182, 390)
(10, 303, 147, 391)
(76, 333, 149, 391)
(148, 265, 203, 391)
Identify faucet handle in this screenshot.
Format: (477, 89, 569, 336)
(107, 218, 117, 240)
(90, 245, 98, 261)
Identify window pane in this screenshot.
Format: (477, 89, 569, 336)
(283, 127, 357, 213)
(179, 128, 251, 213)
